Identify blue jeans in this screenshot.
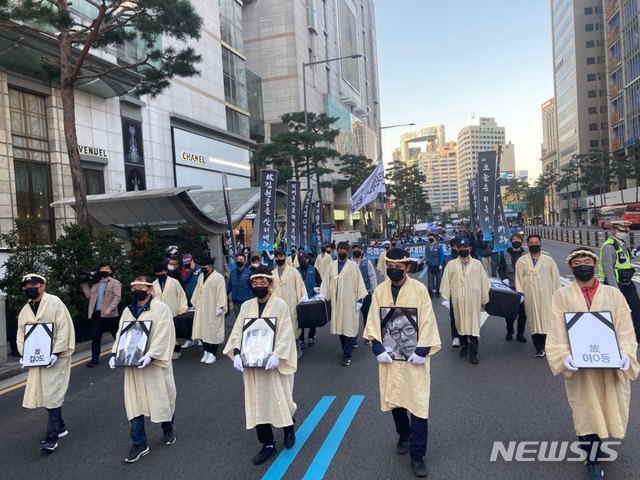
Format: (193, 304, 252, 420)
(130, 415, 174, 446)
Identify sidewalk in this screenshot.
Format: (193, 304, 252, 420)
(0, 335, 115, 391)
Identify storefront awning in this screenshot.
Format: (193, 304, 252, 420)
(0, 25, 142, 98)
(51, 186, 286, 234)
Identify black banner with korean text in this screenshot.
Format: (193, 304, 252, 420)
(257, 170, 278, 251)
(287, 180, 301, 249)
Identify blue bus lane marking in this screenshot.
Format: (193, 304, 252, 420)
(262, 395, 336, 480)
(301, 394, 365, 480)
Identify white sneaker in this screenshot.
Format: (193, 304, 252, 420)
(195, 340, 203, 347)
(200, 352, 208, 363)
(205, 353, 217, 365)
(452, 337, 461, 348)
(182, 340, 194, 349)
(172, 352, 181, 360)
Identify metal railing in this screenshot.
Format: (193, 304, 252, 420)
(526, 226, 639, 248)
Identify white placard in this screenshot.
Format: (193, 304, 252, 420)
(565, 311, 622, 368)
(23, 323, 54, 367)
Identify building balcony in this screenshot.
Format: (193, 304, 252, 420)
(609, 84, 622, 97)
(607, 27, 620, 44)
(608, 56, 621, 71)
(612, 138, 622, 150)
(605, 0, 619, 19)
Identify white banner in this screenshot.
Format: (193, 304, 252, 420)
(350, 161, 386, 213)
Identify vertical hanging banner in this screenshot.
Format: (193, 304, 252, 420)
(221, 173, 237, 259)
(257, 169, 278, 251)
(301, 189, 314, 249)
(468, 179, 479, 234)
(314, 200, 323, 246)
(493, 148, 511, 252)
(287, 180, 301, 249)
(476, 151, 498, 241)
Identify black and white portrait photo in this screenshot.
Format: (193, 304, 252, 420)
(380, 307, 419, 361)
(115, 321, 151, 367)
(241, 317, 276, 368)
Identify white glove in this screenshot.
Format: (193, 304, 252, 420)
(356, 301, 363, 312)
(619, 353, 631, 371)
(300, 295, 309, 303)
(19, 357, 25, 369)
(216, 308, 224, 316)
(109, 356, 116, 369)
(407, 353, 426, 365)
(233, 354, 244, 372)
(563, 355, 579, 372)
(519, 294, 524, 304)
(265, 355, 280, 370)
(314, 287, 321, 294)
(46, 354, 58, 368)
(315, 294, 326, 302)
(138, 355, 152, 369)
(502, 278, 510, 286)
(439, 265, 443, 270)
(376, 352, 393, 363)
(441, 300, 450, 309)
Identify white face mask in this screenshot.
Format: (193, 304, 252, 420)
(617, 232, 630, 243)
(167, 264, 176, 271)
(251, 263, 260, 268)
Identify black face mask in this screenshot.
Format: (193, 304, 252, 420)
(338, 253, 348, 261)
(24, 287, 40, 300)
(291, 251, 296, 256)
(391, 243, 397, 247)
(299, 260, 308, 267)
(384, 246, 390, 250)
(528, 245, 541, 254)
(451, 250, 459, 259)
(275, 258, 286, 266)
(100, 271, 110, 278)
(202, 266, 211, 275)
(573, 265, 595, 282)
(133, 290, 148, 302)
(252, 286, 269, 299)
(325, 250, 332, 254)
(428, 238, 435, 243)
(156, 273, 167, 281)
(511, 241, 522, 249)
(387, 268, 405, 282)
(458, 249, 470, 258)
(236, 262, 244, 269)
(353, 251, 362, 258)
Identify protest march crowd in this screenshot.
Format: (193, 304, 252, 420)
(13, 219, 640, 479)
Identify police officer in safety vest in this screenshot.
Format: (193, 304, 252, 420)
(598, 220, 640, 340)
(297, 253, 322, 348)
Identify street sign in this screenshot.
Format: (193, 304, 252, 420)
(506, 202, 528, 210)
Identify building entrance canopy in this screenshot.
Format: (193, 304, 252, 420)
(51, 186, 284, 234)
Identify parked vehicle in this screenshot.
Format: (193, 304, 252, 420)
(597, 203, 640, 229)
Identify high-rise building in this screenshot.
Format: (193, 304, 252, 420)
(242, 0, 381, 224)
(551, 0, 608, 222)
(456, 117, 506, 208)
(540, 98, 559, 224)
(604, 0, 640, 155)
(419, 142, 459, 213)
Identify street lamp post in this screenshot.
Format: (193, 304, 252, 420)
(302, 53, 362, 190)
